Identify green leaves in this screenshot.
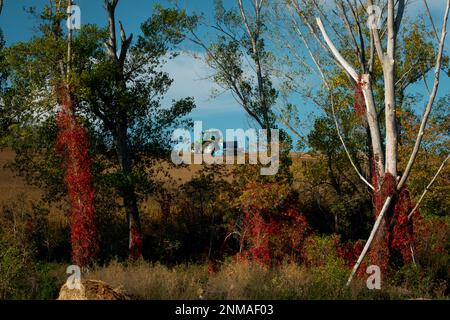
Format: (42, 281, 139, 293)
(139, 6, 199, 57)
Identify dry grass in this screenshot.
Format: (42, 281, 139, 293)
(85, 260, 377, 300)
(84, 259, 449, 300)
(88, 261, 206, 300)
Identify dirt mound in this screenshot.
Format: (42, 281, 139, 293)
(57, 279, 130, 300)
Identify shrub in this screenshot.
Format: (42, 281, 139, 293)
(409, 216, 450, 296)
(0, 242, 32, 299)
(233, 181, 309, 265)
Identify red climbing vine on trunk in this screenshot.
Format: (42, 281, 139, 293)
(368, 168, 418, 273)
(390, 187, 415, 264)
(55, 83, 98, 267)
(353, 75, 366, 118)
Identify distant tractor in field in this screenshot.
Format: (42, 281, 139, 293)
(190, 130, 244, 158)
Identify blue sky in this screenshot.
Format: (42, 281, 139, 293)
(0, 0, 449, 150)
(0, 0, 256, 137)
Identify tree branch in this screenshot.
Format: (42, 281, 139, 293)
(330, 88, 375, 190)
(398, 0, 450, 190)
(315, 16, 385, 181)
(408, 154, 450, 220)
(346, 195, 394, 286)
(298, 22, 374, 190)
(315, 17, 359, 81)
(368, 0, 385, 64)
(423, 0, 440, 43)
(105, 0, 119, 61)
(118, 21, 133, 66)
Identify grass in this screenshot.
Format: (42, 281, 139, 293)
(82, 259, 447, 300)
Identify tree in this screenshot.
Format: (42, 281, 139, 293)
(275, 0, 449, 283)
(302, 114, 373, 239)
(52, 0, 99, 267)
(0, 1, 9, 138)
(189, 0, 278, 135)
(0, 34, 6, 137)
(78, 0, 197, 258)
(2, 0, 196, 259)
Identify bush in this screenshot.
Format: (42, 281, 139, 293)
(0, 242, 32, 299)
(414, 216, 450, 283)
(33, 262, 62, 300)
(389, 264, 447, 299)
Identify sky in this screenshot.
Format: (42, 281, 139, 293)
(0, 0, 449, 150)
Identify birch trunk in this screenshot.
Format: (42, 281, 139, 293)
(361, 74, 384, 184)
(384, 0, 398, 178)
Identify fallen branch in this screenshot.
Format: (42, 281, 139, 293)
(346, 196, 393, 286)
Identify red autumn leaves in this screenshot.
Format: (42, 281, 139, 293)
(55, 84, 98, 266)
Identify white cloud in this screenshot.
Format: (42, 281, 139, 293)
(162, 52, 242, 116)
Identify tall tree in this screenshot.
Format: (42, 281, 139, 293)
(55, 0, 98, 266)
(189, 0, 278, 136)
(78, 0, 196, 258)
(275, 0, 449, 283)
(0, 3, 6, 138)
(2, 0, 196, 259)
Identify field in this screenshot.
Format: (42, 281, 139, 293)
(0, 149, 448, 300)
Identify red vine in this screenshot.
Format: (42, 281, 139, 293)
(55, 83, 98, 267)
(353, 75, 366, 118)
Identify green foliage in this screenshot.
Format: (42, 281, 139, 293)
(0, 29, 8, 138)
(145, 166, 236, 263)
(0, 242, 32, 299)
(297, 114, 372, 239)
(0, 197, 68, 299)
(0, 238, 61, 300)
(1, 3, 197, 262)
(398, 98, 450, 217)
(197, 0, 278, 130)
(139, 5, 199, 54)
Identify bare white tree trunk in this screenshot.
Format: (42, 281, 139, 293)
(383, 0, 398, 178)
(361, 74, 385, 183)
(290, 0, 449, 286)
(315, 0, 449, 286)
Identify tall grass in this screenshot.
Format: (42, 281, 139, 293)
(84, 259, 445, 300)
(88, 261, 206, 299)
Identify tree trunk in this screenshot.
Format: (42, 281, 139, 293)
(104, 0, 142, 259)
(114, 122, 142, 259)
(369, 0, 398, 272)
(361, 74, 384, 184)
